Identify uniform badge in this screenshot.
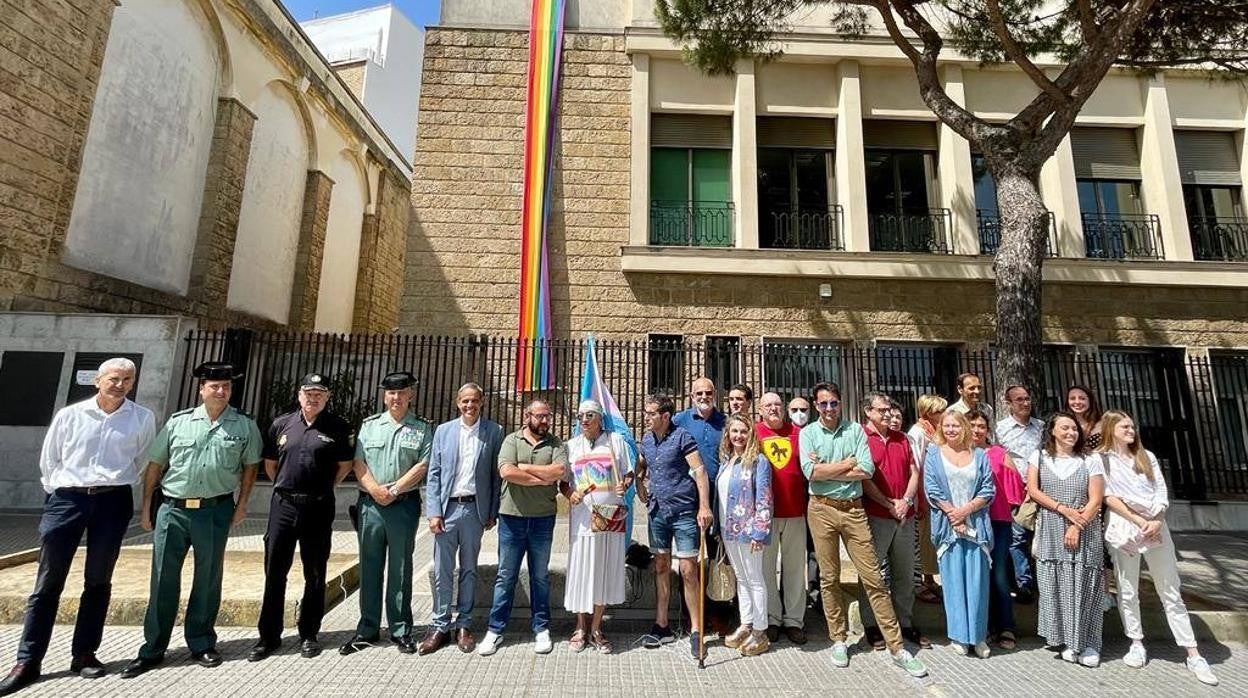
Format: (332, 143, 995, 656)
(278, 434, 287, 447)
(761, 436, 792, 470)
(317, 434, 334, 443)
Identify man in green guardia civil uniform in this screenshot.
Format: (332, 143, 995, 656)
(339, 371, 433, 655)
(121, 362, 261, 679)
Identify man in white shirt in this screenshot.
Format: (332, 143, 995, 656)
(0, 358, 155, 695)
(949, 372, 994, 426)
(418, 383, 503, 655)
(993, 384, 1043, 604)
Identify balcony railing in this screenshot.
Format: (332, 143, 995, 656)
(1081, 212, 1165, 260)
(764, 204, 845, 251)
(868, 209, 954, 254)
(977, 210, 1057, 256)
(649, 200, 734, 247)
(1190, 217, 1248, 262)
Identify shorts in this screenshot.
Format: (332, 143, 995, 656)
(648, 509, 699, 559)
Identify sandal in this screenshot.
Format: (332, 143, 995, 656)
(916, 583, 942, 604)
(998, 631, 1017, 651)
(568, 629, 587, 653)
(590, 629, 613, 655)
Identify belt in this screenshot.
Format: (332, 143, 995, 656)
(57, 485, 130, 495)
(448, 495, 476, 503)
(276, 489, 333, 504)
(164, 492, 234, 510)
(811, 495, 864, 511)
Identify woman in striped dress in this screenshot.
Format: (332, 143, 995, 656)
(1026, 412, 1105, 667)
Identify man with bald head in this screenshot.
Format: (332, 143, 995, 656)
(672, 377, 726, 485)
(755, 392, 809, 644)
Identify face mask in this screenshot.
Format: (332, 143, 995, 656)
(790, 410, 809, 427)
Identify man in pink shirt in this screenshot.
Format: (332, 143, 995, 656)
(859, 391, 927, 651)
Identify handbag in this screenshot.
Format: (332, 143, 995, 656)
(589, 437, 629, 533)
(706, 543, 737, 602)
(1013, 451, 1041, 530)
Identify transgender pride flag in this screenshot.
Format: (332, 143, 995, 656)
(576, 334, 638, 542)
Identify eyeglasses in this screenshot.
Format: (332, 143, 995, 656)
(816, 400, 840, 410)
(529, 413, 552, 421)
(788, 407, 809, 413)
(693, 390, 715, 397)
(1009, 396, 1033, 403)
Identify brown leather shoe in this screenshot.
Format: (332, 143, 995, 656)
(417, 629, 449, 656)
(456, 628, 476, 653)
(784, 626, 808, 645)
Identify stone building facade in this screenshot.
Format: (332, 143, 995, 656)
(0, 0, 413, 333)
(403, 3, 1248, 355)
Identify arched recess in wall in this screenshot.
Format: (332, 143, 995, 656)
(61, 0, 227, 295)
(226, 80, 313, 323)
(313, 150, 369, 332)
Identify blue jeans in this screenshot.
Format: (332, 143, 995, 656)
(648, 509, 699, 559)
(989, 521, 1016, 634)
(1009, 522, 1034, 590)
(487, 514, 555, 634)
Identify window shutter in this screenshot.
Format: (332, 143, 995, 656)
(1175, 130, 1241, 186)
(862, 120, 938, 150)
(651, 114, 732, 148)
(757, 117, 836, 148)
(1071, 127, 1141, 180)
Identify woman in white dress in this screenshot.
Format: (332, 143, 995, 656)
(559, 400, 634, 654)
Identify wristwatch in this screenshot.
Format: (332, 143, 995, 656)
(904, 496, 916, 507)
(388, 484, 400, 498)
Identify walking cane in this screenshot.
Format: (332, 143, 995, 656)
(698, 526, 707, 669)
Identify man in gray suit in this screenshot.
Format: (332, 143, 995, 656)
(418, 383, 503, 655)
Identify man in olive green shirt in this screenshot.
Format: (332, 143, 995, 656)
(477, 399, 566, 657)
(121, 363, 261, 679)
(339, 372, 433, 656)
(798, 382, 928, 679)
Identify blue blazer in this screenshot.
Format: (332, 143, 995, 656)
(425, 417, 504, 525)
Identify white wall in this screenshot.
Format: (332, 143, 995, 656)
(226, 82, 310, 324)
(314, 152, 369, 332)
(62, 0, 219, 295)
(0, 313, 194, 509)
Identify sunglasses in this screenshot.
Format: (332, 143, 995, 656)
(816, 400, 840, 410)
(576, 413, 599, 421)
(788, 407, 809, 413)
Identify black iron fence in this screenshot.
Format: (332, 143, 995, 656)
(977, 210, 1057, 257)
(648, 200, 734, 247)
(763, 204, 845, 251)
(1190, 216, 1248, 262)
(1082, 212, 1165, 260)
(177, 331, 1248, 500)
(869, 208, 955, 253)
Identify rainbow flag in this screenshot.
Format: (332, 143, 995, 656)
(516, 0, 566, 390)
(576, 335, 639, 542)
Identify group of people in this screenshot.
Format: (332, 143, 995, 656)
(0, 360, 1220, 695)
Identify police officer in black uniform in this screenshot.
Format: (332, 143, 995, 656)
(249, 373, 354, 661)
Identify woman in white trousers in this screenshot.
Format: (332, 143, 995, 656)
(715, 415, 774, 656)
(1098, 410, 1217, 686)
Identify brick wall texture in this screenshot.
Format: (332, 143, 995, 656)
(288, 170, 334, 330)
(401, 28, 1248, 348)
(353, 170, 410, 333)
(332, 61, 367, 101)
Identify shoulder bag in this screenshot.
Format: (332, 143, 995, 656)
(590, 436, 629, 533)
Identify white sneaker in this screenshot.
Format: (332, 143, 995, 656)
(830, 641, 850, 667)
(1187, 657, 1219, 686)
(973, 642, 991, 659)
(950, 642, 967, 655)
(1060, 648, 1077, 663)
(477, 631, 502, 656)
(534, 630, 553, 655)
(892, 648, 929, 678)
(1123, 643, 1147, 668)
(1078, 648, 1100, 667)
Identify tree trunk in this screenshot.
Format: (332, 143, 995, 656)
(991, 168, 1049, 413)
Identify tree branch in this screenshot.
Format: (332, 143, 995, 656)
(984, 0, 1070, 106)
(1075, 0, 1101, 43)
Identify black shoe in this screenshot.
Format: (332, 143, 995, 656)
(864, 625, 886, 651)
(641, 624, 675, 649)
(338, 635, 378, 656)
(69, 654, 106, 679)
(1013, 588, 1035, 605)
(394, 636, 417, 655)
(689, 631, 702, 660)
(765, 625, 781, 642)
(120, 656, 162, 679)
(300, 639, 321, 659)
(190, 650, 222, 668)
(0, 663, 39, 695)
(902, 626, 932, 649)
(247, 641, 279, 662)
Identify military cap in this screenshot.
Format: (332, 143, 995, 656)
(379, 371, 417, 390)
(299, 372, 330, 391)
(193, 362, 241, 380)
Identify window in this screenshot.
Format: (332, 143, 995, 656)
(756, 117, 838, 250)
(1211, 353, 1248, 470)
(873, 344, 960, 423)
(863, 121, 946, 253)
(647, 334, 684, 396)
(0, 351, 63, 426)
(762, 340, 845, 402)
(1071, 127, 1161, 259)
(704, 336, 741, 394)
(1096, 348, 1187, 475)
(650, 114, 733, 247)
